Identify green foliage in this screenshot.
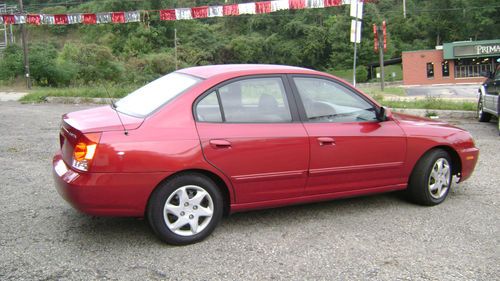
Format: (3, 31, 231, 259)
(29, 43, 77, 86)
(382, 98, 476, 111)
(356, 66, 368, 83)
(124, 52, 178, 84)
(20, 84, 136, 103)
(360, 85, 406, 97)
(59, 43, 123, 83)
(0, 45, 24, 81)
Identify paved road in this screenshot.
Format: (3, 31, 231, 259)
(405, 84, 479, 100)
(0, 102, 498, 280)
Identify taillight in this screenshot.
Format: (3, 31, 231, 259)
(72, 133, 101, 172)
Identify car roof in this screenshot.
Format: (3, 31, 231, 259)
(177, 64, 321, 79)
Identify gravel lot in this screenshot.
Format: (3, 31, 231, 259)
(0, 102, 498, 280)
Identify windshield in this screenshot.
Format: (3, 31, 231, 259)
(115, 72, 201, 117)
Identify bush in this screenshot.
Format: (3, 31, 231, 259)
(0, 45, 24, 81)
(59, 43, 123, 83)
(124, 52, 177, 84)
(29, 43, 77, 87)
(356, 66, 368, 83)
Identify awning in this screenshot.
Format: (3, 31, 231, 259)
(443, 39, 500, 60)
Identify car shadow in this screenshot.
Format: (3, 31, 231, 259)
(223, 191, 411, 226)
(61, 191, 412, 246)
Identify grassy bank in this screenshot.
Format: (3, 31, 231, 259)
(361, 86, 406, 97)
(19, 85, 137, 103)
(362, 86, 476, 111)
(381, 98, 476, 111)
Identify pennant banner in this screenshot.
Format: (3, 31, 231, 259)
(0, 0, 376, 25)
(68, 14, 82, 24)
(208, 6, 223, 18)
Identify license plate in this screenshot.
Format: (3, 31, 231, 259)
(55, 160, 68, 176)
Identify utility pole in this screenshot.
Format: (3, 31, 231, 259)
(377, 25, 385, 91)
(18, 0, 31, 89)
(350, 0, 362, 87)
(174, 28, 178, 70)
(403, 0, 406, 18)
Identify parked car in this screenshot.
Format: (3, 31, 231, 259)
(478, 64, 500, 134)
(53, 64, 479, 245)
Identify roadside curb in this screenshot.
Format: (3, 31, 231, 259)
(392, 108, 476, 119)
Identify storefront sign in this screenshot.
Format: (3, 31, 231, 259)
(454, 43, 500, 57)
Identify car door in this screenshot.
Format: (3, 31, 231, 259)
(195, 76, 309, 204)
(492, 67, 500, 115)
(288, 75, 407, 195)
(485, 66, 500, 113)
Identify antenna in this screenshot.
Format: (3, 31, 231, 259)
(102, 84, 129, 136)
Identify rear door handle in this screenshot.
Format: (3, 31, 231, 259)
(209, 139, 232, 149)
(317, 137, 335, 146)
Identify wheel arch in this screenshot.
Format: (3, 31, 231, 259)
(146, 169, 233, 217)
(418, 145, 462, 177)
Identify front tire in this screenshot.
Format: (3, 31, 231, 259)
(147, 173, 223, 245)
(478, 98, 491, 122)
(407, 149, 452, 206)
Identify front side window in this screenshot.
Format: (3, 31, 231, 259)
(116, 72, 201, 117)
(196, 77, 292, 123)
(293, 77, 377, 123)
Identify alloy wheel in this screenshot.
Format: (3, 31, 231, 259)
(428, 158, 451, 199)
(163, 185, 214, 236)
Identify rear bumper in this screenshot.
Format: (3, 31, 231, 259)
(458, 147, 479, 182)
(52, 153, 170, 217)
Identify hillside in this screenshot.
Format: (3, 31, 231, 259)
(1, 0, 499, 87)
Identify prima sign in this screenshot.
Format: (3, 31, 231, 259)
(475, 45, 500, 55)
(454, 43, 500, 57)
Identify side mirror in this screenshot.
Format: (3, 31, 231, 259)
(480, 71, 493, 78)
(375, 106, 387, 122)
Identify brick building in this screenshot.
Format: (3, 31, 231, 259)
(402, 39, 500, 86)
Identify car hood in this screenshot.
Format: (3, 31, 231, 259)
(63, 105, 144, 133)
(391, 112, 464, 130)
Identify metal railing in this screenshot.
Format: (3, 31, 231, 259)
(0, 3, 18, 52)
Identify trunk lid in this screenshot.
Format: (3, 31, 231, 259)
(59, 106, 144, 167)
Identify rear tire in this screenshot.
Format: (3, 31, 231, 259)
(478, 98, 492, 122)
(147, 173, 223, 245)
(407, 149, 452, 206)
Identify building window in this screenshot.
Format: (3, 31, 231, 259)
(454, 58, 494, 78)
(442, 61, 450, 77)
(426, 63, 434, 78)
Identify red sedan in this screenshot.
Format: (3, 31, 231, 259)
(53, 64, 479, 245)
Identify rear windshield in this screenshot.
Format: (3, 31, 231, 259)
(115, 72, 201, 117)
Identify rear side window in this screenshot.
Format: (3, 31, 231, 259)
(116, 72, 201, 117)
(196, 91, 222, 122)
(196, 77, 292, 123)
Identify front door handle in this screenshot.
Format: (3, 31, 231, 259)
(209, 139, 232, 149)
(317, 137, 335, 146)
